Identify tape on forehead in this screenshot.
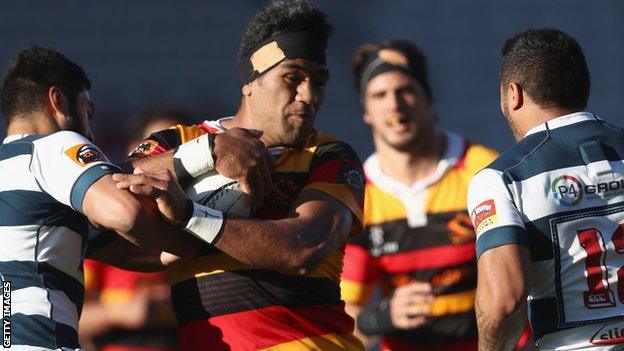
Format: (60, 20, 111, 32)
(359, 49, 413, 95)
(240, 30, 326, 83)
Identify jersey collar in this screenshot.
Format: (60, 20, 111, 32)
(2, 134, 30, 144)
(524, 111, 599, 138)
(364, 130, 465, 194)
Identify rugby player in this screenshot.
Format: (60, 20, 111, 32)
(0, 47, 268, 350)
(338, 41, 505, 350)
(467, 28, 624, 350)
(114, 1, 367, 350)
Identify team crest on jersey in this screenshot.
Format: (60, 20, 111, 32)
(447, 213, 476, 244)
(129, 140, 159, 157)
(471, 199, 497, 235)
(65, 144, 103, 167)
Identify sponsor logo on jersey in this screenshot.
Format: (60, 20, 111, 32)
(341, 168, 365, 192)
(590, 322, 624, 344)
(64, 144, 104, 167)
(551, 175, 624, 207)
(471, 199, 497, 235)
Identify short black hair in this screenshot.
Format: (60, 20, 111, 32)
(501, 28, 590, 110)
(238, 0, 332, 63)
(0, 46, 91, 122)
(352, 40, 433, 102)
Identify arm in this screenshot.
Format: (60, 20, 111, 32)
(467, 168, 532, 351)
(125, 127, 274, 203)
(215, 189, 352, 274)
(82, 175, 201, 259)
(476, 244, 531, 351)
(86, 232, 167, 272)
(344, 303, 376, 347)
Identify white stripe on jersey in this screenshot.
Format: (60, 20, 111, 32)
(36, 227, 85, 285)
(0, 225, 38, 262)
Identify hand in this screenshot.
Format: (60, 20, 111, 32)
(113, 169, 189, 225)
(389, 281, 434, 330)
(110, 287, 152, 330)
(213, 128, 275, 206)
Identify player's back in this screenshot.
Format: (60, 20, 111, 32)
(483, 113, 624, 349)
(0, 132, 114, 350)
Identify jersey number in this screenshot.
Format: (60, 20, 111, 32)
(578, 224, 624, 308)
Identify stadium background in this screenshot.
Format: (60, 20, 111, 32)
(1, 0, 622, 161)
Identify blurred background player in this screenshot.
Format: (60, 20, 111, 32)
(116, 1, 367, 350)
(79, 108, 193, 351)
(468, 28, 624, 350)
(339, 40, 532, 351)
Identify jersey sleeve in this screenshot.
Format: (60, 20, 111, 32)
(127, 124, 208, 159)
(303, 141, 365, 235)
(467, 168, 528, 259)
(340, 233, 380, 305)
(30, 131, 121, 214)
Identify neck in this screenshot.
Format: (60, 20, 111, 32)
(222, 100, 279, 147)
(374, 130, 446, 186)
(512, 105, 581, 141)
(6, 113, 59, 137)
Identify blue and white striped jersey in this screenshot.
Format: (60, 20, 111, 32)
(0, 131, 119, 350)
(467, 112, 624, 350)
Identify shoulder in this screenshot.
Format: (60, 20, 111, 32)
(307, 131, 361, 163)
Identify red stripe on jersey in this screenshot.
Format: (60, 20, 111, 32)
(177, 304, 355, 351)
(199, 121, 222, 134)
(341, 245, 379, 284)
(307, 159, 342, 184)
(378, 243, 476, 273)
(453, 142, 470, 170)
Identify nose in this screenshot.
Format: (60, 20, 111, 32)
(386, 91, 404, 112)
(295, 79, 318, 105)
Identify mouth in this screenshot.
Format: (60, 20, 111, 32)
(385, 115, 411, 128)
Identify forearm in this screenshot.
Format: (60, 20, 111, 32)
(126, 150, 177, 180)
(476, 292, 527, 351)
(214, 215, 338, 274)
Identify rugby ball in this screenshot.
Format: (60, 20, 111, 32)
(185, 171, 252, 217)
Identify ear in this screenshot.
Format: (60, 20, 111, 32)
(47, 86, 69, 117)
(507, 82, 524, 111)
(363, 109, 373, 125)
(241, 83, 252, 97)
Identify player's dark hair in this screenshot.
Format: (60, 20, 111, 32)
(501, 28, 590, 110)
(352, 40, 433, 102)
(0, 46, 91, 122)
(238, 0, 332, 65)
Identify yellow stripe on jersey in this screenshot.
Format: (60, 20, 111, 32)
(340, 280, 375, 306)
(171, 124, 207, 143)
(259, 333, 365, 351)
(425, 144, 498, 214)
(168, 251, 345, 286)
(429, 289, 476, 316)
(100, 289, 134, 305)
(364, 184, 407, 226)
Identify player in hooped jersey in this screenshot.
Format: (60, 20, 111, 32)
(114, 1, 366, 350)
(0, 47, 208, 350)
(467, 29, 624, 350)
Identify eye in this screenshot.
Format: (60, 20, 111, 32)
(285, 74, 303, 84)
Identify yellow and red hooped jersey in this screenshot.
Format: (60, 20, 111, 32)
(341, 132, 499, 351)
(129, 118, 366, 351)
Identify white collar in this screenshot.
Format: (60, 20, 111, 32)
(524, 111, 599, 137)
(2, 134, 30, 144)
(364, 130, 465, 195)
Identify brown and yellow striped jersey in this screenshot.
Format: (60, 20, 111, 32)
(130, 117, 366, 351)
(340, 132, 498, 351)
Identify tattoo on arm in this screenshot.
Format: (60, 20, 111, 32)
(476, 292, 523, 351)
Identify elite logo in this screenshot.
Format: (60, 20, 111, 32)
(590, 323, 624, 344)
(64, 144, 104, 167)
